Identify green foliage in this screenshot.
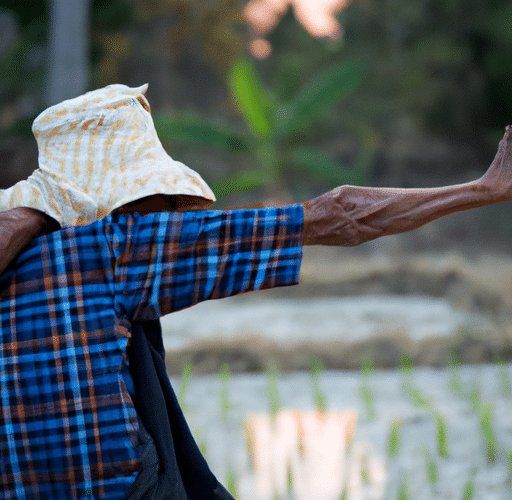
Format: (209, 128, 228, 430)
(467, 378, 499, 463)
(423, 448, 438, 488)
(155, 56, 372, 200)
(400, 356, 449, 457)
(178, 358, 192, 412)
(496, 356, 511, 397)
(273, 60, 365, 139)
(462, 470, 476, 500)
(433, 412, 449, 458)
(359, 357, 377, 420)
(219, 363, 232, 424)
(266, 361, 281, 418)
(154, 114, 250, 152)
(228, 58, 275, 139)
(448, 353, 464, 396)
(309, 357, 327, 412)
(396, 474, 410, 500)
(400, 357, 432, 410)
(225, 466, 240, 499)
(479, 402, 498, 463)
(388, 418, 402, 458)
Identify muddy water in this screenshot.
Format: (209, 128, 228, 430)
(173, 363, 512, 500)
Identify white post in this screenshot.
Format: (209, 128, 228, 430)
(45, 0, 91, 106)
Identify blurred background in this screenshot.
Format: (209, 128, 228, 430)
(2, 0, 512, 233)
(2, 2, 512, 498)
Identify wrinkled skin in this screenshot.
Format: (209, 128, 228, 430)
(303, 126, 512, 246)
(2, 126, 512, 276)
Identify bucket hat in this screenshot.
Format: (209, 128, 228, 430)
(0, 84, 215, 226)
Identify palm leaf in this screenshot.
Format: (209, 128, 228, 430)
(212, 171, 268, 199)
(154, 114, 250, 152)
(275, 60, 365, 138)
(290, 146, 368, 186)
(228, 57, 275, 139)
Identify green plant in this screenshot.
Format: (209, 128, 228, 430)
(359, 357, 377, 420)
(219, 363, 232, 424)
(479, 402, 498, 463)
(310, 357, 327, 412)
(226, 466, 240, 500)
(178, 358, 193, 412)
(400, 356, 432, 410)
(462, 470, 476, 500)
(423, 447, 438, 489)
(433, 412, 449, 458)
(266, 361, 281, 418)
(155, 56, 374, 200)
(388, 418, 402, 458)
(397, 473, 410, 500)
(448, 353, 464, 396)
(496, 356, 511, 397)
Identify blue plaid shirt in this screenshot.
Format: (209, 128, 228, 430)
(0, 206, 303, 499)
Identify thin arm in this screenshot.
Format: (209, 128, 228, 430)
(303, 126, 512, 246)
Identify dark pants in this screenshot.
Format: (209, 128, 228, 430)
(124, 321, 234, 500)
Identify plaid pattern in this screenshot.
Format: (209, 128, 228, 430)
(0, 206, 303, 500)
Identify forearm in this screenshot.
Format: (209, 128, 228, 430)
(0, 208, 60, 275)
(303, 125, 512, 246)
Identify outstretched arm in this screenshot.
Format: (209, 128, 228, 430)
(303, 126, 512, 246)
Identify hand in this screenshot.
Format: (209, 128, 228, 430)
(478, 125, 512, 202)
(0, 208, 60, 276)
(302, 127, 512, 246)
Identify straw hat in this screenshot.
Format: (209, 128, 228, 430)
(0, 84, 215, 226)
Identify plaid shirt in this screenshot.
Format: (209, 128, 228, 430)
(0, 206, 303, 500)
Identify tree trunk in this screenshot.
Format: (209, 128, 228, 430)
(45, 0, 91, 106)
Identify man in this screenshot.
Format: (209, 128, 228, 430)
(1, 84, 511, 499)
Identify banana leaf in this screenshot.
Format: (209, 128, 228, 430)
(212, 170, 268, 199)
(290, 146, 368, 186)
(274, 60, 365, 139)
(154, 115, 250, 152)
(228, 58, 275, 139)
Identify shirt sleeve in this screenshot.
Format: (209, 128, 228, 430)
(112, 205, 304, 321)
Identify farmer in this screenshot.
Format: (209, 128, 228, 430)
(1, 84, 511, 499)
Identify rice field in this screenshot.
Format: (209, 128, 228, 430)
(172, 360, 512, 500)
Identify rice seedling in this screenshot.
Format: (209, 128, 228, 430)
(226, 466, 240, 500)
(448, 353, 463, 396)
(266, 361, 281, 417)
(388, 418, 402, 458)
(359, 356, 377, 420)
(178, 358, 193, 412)
(462, 469, 476, 500)
(396, 473, 410, 500)
(219, 363, 232, 424)
(467, 378, 498, 463)
(467, 381, 481, 413)
(400, 355, 431, 409)
(432, 412, 449, 458)
(507, 451, 512, 491)
(399, 357, 449, 457)
(309, 357, 327, 412)
(496, 356, 511, 397)
(422, 447, 438, 490)
(479, 402, 498, 463)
